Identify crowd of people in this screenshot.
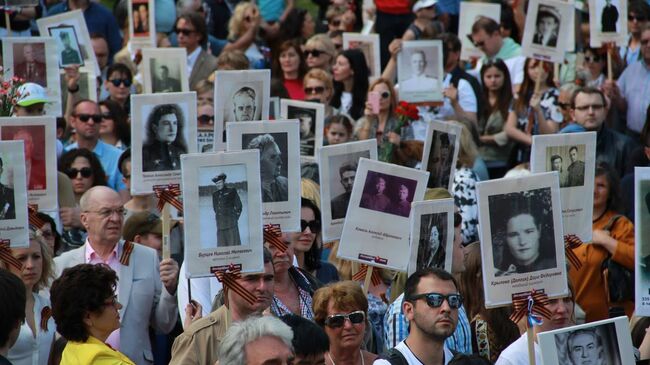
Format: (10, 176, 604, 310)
(2, 0, 650, 364)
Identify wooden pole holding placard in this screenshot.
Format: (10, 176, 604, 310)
(526, 325, 536, 365)
(362, 266, 374, 295)
(607, 47, 613, 81)
(161, 203, 171, 260)
(553, 63, 560, 86)
(4, 11, 11, 36)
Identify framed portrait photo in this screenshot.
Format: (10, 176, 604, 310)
(269, 97, 280, 120)
(214, 69, 271, 151)
(342, 33, 381, 80)
(0, 117, 58, 212)
(48, 25, 84, 68)
(521, 0, 574, 63)
(280, 99, 324, 161)
(538, 316, 635, 365)
(337, 158, 429, 271)
(531, 132, 596, 242)
(0, 140, 29, 248)
(318, 139, 378, 242)
(408, 199, 455, 275)
(420, 120, 462, 191)
(226, 120, 301, 232)
(397, 40, 444, 103)
(182, 150, 264, 278)
(4, 0, 40, 6)
(128, 0, 156, 49)
(2, 37, 62, 117)
(635, 167, 650, 316)
(459, 3, 501, 61)
(476, 172, 567, 308)
(130, 92, 198, 194)
(142, 48, 189, 94)
(588, 0, 627, 46)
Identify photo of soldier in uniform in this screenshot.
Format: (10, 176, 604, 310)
(287, 105, 317, 156)
(359, 171, 418, 218)
(13, 43, 47, 87)
(142, 104, 188, 172)
(49, 25, 84, 67)
(211, 173, 242, 247)
(151, 61, 182, 93)
(545, 144, 586, 188)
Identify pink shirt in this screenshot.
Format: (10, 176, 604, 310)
(85, 241, 121, 350)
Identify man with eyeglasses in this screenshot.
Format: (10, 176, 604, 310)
(55, 186, 179, 365)
(175, 12, 218, 90)
(619, 2, 650, 66)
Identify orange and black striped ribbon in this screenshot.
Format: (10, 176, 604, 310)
(0, 240, 22, 271)
(119, 241, 134, 266)
(263, 224, 287, 252)
(214, 264, 258, 305)
(564, 234, 583, 270)
(28, 204, 46, 230)
(509, 289, 552, 324)
(153, 184, 183, 213)
(40, 306, 52, 331)
(352, 264, 382, 286)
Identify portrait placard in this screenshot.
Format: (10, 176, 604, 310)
(0, 140, 29, 248)
(269, 97, 280, 120)
(0, 117, 58, 211)
(531, 132, 595, 242)
(397, 40, 444, 103)
(588, 0, 627, 46)
(337, 158, 429, 271)
(130, 92, 198, 194)
(226, 120, 301, 232)
(420, 120, 462, 191)
(318, 139, 378, 242)
(538, 316, 634, 365)
(37, 10, 100, 75)
(182, 150, 264, 278)
(2, 37, 62, 117)
(128, 0, 156, 50)
(476, 172, 567, 308)
(635, 167, 650, 316)
(142, 48, 189, 94)
(342, 33, 381, 80)
(408, 199, 455, 275)
(521, 0, 574, 63)
(4, 0, 40, 6)
(459, 3, 501, 61)
(60, 69, 97, 107)
(280, 99, 324, 161)
(214, 70, 271, 151)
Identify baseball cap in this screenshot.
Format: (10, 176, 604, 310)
(412, 0, 438, 12)
(16, 83, 48, 107)
(122, 212, 162, 241)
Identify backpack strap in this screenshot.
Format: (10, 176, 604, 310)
(380, 348, 409, 365)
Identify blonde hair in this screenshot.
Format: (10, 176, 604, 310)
(305, 34, 336, 62)
(228, 2, 258, 40)
(28, 230, 55, 292)
(447, 121, 478, 168)
(356, 78, 398, 140)
(300, 178, 321, 210)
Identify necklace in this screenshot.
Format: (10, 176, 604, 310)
(327, 350, 365, 365)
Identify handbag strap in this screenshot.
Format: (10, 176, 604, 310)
(602, 214, 623, 232)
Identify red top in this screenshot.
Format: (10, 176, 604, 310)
(284, 78, 305, 100)
(375, 0, 411, 14)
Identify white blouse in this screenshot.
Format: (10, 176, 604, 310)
(8, 293, 56, 365)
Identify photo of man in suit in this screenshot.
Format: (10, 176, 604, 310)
(0, 157, 16, 220)
(9, 128, 46, 190)
(211, 173, 242, 247)
(550, 154, 568, 187)
(142, 104, 188, 172)
(246, 134, 288, 202)
(232, 87, 257, 122)
(533, 6, 560, 47)
(601, 0, 619, 32)
(330, 162, 356, 220)
(13, 44, 47, 87)
(152, 64, 181, 93)
(566, 146, 585, 187)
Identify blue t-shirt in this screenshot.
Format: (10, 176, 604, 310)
(258, 0, 284, 22)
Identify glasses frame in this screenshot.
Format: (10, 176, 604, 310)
(324, 310, 366, 328)
(407, 292, 463, 309)
(65, 167, 93, 179)
(300, 219, 321, 233)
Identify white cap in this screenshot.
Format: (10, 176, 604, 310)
(16, 83, 48, 107)
(413, 0, 437, 12)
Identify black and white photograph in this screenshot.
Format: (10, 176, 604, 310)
(130, 92, 197, 194)
(337, 158, 428, 271)
(532, 5, 560, 47)
(60, 69, 96, 107)
(227, 120, 301, 232)
(521, 0, 573, 63)
(531, 132, 596, 242)
(397, 40, 444, 103)
(197, 104, 215, 153)
(0, 141, 29, 248)
(142, 48, 189, 94)
(318, 139, 377, 242)
(589, 0, 627, 46)
(214, 70, 271, 151)
(48, 25, 84, 67)
(635, 168, 650, 316)
(182, 150, 264, 277)
(281, 99, 325, 160)
(459, 3, 500, 61)
(342, 33, 381, 79)
(0, 117, 58, 211)
(476, 172, 567, 307)
(421, 121, 462, 191)
(269, 97, 280, 120)
(408, 199, 455, 275)
(538, 317, 635, 365)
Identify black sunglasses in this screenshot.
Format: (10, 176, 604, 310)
(324, 310, 365, 328)
(408, 292, 463, 309)
(176, 28, 196, 36)
(198, 114, 214, 124)
(304, 86, 325, 95)
(300, 219, 321, 233)
(584, 56, 601, 63)
(629, 15, 647, 22)
(101, 112, 112, 120)
(74, 113, 102, 123)
(329, 19, 341, 27)
(304, 49, 327, 58)
(380, 91, 391, 99)
(108, 78, 132, 87)
(65, 167, 93, 179)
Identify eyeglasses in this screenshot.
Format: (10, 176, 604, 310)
(324, 310, 365, 328)
(629, 15, 647, 22)
(380, 91, 391, 99)
(574, 104, 604, 111)
(101, 112, 113, 120)
(454, 212, 462, 228)
(407, 292, 463, 309)
(65, 167, 93, 179)
(108, 78, 132, 88)
(300, 219, 321, 233)
(329, 19, 341, 27)
(74, 113, 102, 123)
(304, 49, 327, 58)
(176, 28, 196, 36)
(84, 208, 127, 219)
(558, 102, 571, 110)
(198, 114, 214, 124)
(304, 86, 326, 95)
(584, 56, 601, 63)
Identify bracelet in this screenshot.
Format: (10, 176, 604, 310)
(67, 84, 80, 93)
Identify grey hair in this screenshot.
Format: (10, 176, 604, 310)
(246, 133, 277, 151)
(218, 316, 293, 365)
(559, 82, 580, 95)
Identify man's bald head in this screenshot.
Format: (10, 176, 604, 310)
(80, 186, 121, 211)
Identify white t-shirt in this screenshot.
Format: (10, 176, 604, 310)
(495, 334, 542, 365)
(340, 92, 353, 115)
(419, 73, 478, 123)
(373, 340, 455, 365)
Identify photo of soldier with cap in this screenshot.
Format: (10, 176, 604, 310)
(211, 173, 243, 247)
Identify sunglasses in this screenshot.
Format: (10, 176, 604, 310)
(74, 113, 102, 123)
(329, 19, 341, 27)
(198, 114, 214, 124)
(584, 56, 601, 63)
(65, 167, 93, 179)
(558, 102, 571, 110)
(108, 78, 132, 88)
(176, 28, 196, 36)
(304, 49, 327, 58)
(324, 310, 365, 328)
(408, 292, 463, 309)
(629, 15, 647, 22)
(304, 86, 326, 95)
(380, 91, 391, 99)
(301, 219, 321, 233)
(101, 112, 113, 120)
